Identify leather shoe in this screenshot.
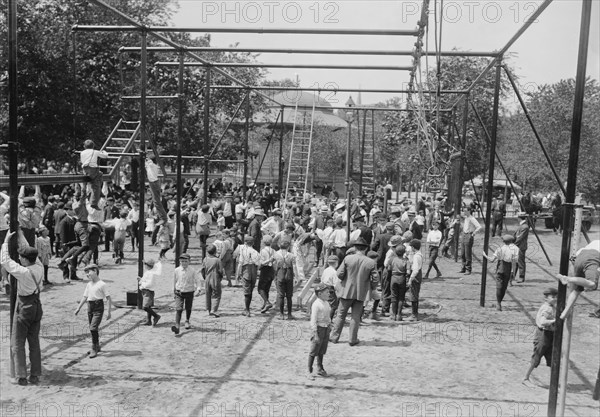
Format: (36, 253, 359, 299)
(349, 340, 360, 346)
(464, 271, 471, 275)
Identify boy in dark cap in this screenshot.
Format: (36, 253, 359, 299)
(274, 239, 296, 320)
(482, 234, 519, 311)
(1, 231, 44, 385)
(307, 282, 332, 381)
(523, 287, 557, 386)
(75, 264, 113, 358)
(406, 239, 423, 321)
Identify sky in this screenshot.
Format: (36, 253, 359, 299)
(171, 0, 600, 106)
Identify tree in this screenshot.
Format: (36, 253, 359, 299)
(499, 78, 600, 204)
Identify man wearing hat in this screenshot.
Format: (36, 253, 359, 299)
(513, 212, 530, 283)
(222, 193, 235, 229)
(482, 234, 519, 311)
(103, 196, 119, 252)
(18, 191, 42, 246)
(333, 202, 347, 224)
(330, 237, 379, 346)
(261, 208, 285, 239)
(196, 204, 212, 259)
(145, 157, 169, 226)
(1, 231, 44, 385)
(248, 208, 265, 252)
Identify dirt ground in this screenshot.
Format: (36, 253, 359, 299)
(1, 219, 599, 417)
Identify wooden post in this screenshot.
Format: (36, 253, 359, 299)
(136, 30, 147, 310)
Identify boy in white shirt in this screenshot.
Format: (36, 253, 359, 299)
(320, 255, 341, 319)
(308, 283, 332, 380)
(138, 259, 162, 326)
(424, 221, 443, 279)
(75, 264, 112, 358)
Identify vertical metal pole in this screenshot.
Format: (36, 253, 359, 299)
(7, 0, 19, 378)
(549, 1, 592, 414)
(175, 52, 184, 266)
(480, 59, 502, 307)
(202, 67, 210, 204)
(137, 31, 147, 310)
(454, 95, 469, 263)
(278, 105, 285, 204)
(345, 119, 352, 242)
(359, 110, 366, 195)
(243, 89, 250, 198)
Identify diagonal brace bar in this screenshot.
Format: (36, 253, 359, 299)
(470, 101, 552, 265)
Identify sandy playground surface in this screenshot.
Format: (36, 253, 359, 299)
(1, 219, 599, 417)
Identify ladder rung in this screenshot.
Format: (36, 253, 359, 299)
(113, 137, 133, 141)
(106, 147, 126, 150)
(98, 165, 112, 169)
(117, 129, 137, 133)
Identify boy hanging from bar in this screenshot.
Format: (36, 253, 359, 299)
(80, 140, 108, 210)
(556, 239, 599, 319)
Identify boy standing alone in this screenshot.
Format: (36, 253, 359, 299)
(307, 283, 332, 381)
(75, 264, 113, 358)
(523, 287, 557, 386)
(172, 253, 203, 334)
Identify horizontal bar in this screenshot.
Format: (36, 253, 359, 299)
(105, 152, 245, 163)
(0, 174, 87, 187)
(208, 85, 468, 94)
(84, 1, 285, 109)
(122, 95, 178, 100)
(312, 105, 452, 112)
(120, 46, 499, 57)
(74, 25, 419, 36)
(156, 62, 413, 71)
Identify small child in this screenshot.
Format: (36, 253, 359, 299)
(424, 221, 443, 279)
(390, 245, 409, 321)
(406, 239, 423, 321)
(216, 210, 225, 231)
(258, 235, 276, 313)
(482, 235, 519, 311)
(441, 215, 458, 258)
(105, 211, 131, 264)
(36, 226, 52, 285)
(202, 244, 223, 318)
(74, 264, 113, 358)
(138, 259, 162, 326)
(308, 283, 332, 381)
(366, 250, 382, 320)
(220, 229, 235, 287)
(172, 253, 203, 334)
(273, 239, 296, 320)
(320, 255, 341, 319)
(234, 235, 261, 316)
(523, 287, 557, 386)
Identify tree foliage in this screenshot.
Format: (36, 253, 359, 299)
(0, 0, 267, 172)
(499, 78, 600, 204)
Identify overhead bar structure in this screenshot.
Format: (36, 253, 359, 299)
(156, 62, 413, 71)
(120, 46, 499, 57)
(73, 25, 420, 36)
(208, 85, 468, 95)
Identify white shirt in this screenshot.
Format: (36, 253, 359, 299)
(329, 228, 347, 248)
(462, 215, 482, 234)
(426, 230, 443, 246)
(310, 298, 332, 330)
(83, 280, 110, 301)
(81, 149, 108, 168)
(145, 159, 160, 182)
(1, 241, 43, 296)
(139, 262, 162, 291)
(321, 266, 342, 295)
(128, 208, 140, 223)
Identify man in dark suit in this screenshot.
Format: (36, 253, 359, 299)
(371, 221, 395, 315)
(330, 238, 379, 346)
(513, 212, 530, 282)
(248, 209, 265, 252)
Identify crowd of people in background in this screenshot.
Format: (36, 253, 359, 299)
(1, 148, 598, 385)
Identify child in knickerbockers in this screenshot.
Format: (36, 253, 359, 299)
(320, 255, 341, 320)
(36, 226, 53, 285)
(523, 287, 557, 387)
(307, 283, 332, 381)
